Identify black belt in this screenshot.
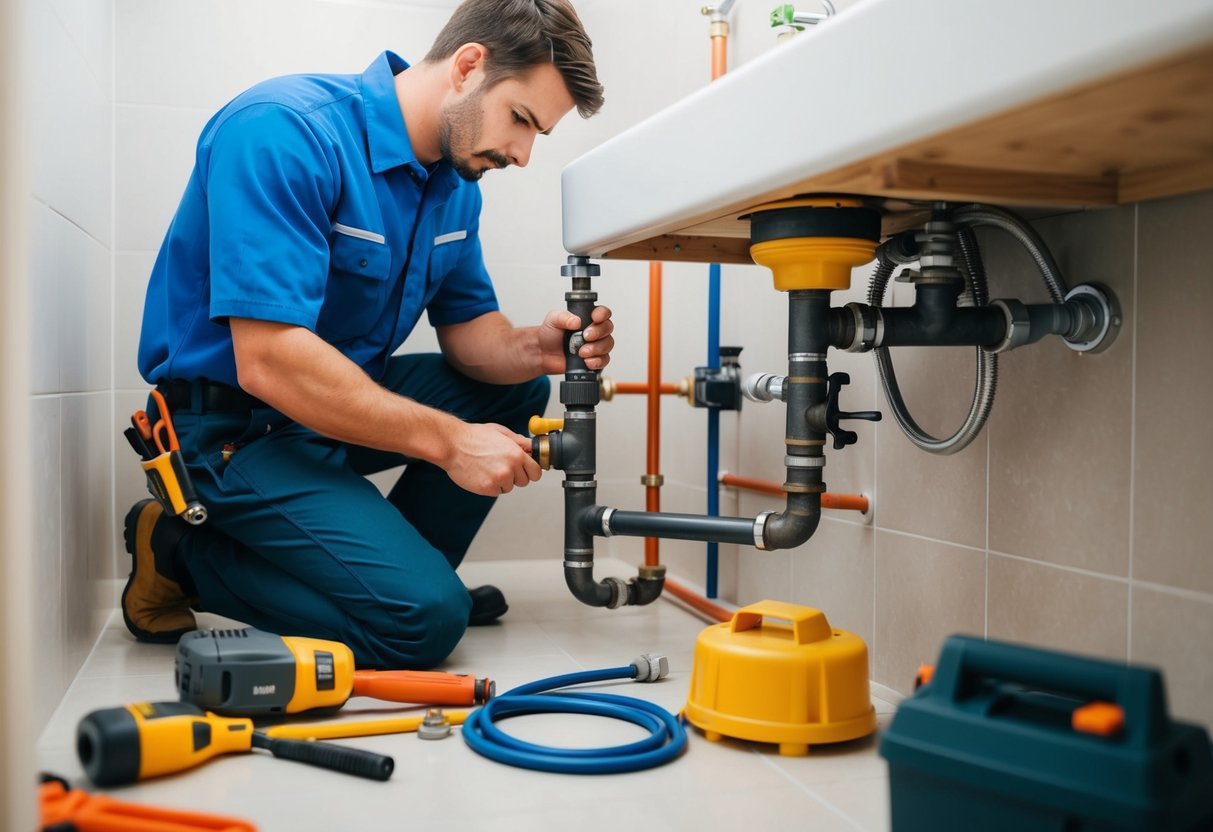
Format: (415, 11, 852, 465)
(156, 379, 265, 414)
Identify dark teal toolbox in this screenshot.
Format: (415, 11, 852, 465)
(879, 635, 1213, 831)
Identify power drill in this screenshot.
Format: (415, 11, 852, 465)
(76, 701, 394, 787)
(175, 628, 494, 717)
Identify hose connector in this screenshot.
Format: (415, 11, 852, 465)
(630, 653, 670, 683)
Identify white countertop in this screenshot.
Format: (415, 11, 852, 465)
(561, 0, 1213, 257)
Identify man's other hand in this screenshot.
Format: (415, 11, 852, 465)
(538, 305, 614, 374)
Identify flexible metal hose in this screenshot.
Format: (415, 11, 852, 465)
(870, 241, 998, 455)
(952, 204, 1069, 303)
(870, 205, 1068, 454)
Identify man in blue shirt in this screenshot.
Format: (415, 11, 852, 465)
(124, 0, 612, 668)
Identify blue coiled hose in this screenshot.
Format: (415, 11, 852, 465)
(461, 662, 687, 774)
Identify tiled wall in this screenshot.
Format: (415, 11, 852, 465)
(25, 0, 116, 732)
(99, 0, 1210, 736)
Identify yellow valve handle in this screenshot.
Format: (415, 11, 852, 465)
(528, 415, 564, 436)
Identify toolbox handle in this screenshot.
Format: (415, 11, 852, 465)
(730, 600, 832, 645)
(931, 635, 1170, 748)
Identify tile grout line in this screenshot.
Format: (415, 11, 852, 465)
(753, 749, 867, 831)
(1127, 204, 1138, 662)
(39, 609, 122, 747)
(871, 345, 879, 670)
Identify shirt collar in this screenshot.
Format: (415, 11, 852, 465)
(361, 51, 420, 174)
(362, 51, 463, 194)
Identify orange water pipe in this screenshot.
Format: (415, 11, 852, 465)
(719, 473, 870, 514)
(663, 578, 732, 623)
(614, 381, 678, 395)
(639, 12, 732, 590)
(644, 262, 663, 567)
(711, 25, 728, 80)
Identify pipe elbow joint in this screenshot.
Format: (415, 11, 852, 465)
(564, 567, 626, 608)
(563, 556, 666, 609)
(626, 565, 667, 607)
(759, 507, 821, 550)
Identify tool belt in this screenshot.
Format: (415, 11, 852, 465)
(156, 378, 264, 414)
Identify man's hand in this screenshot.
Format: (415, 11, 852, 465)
(538, 305, 614, 375)
(440, 423, 542, 497)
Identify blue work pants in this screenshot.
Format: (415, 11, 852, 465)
(165, 354, 549, 669)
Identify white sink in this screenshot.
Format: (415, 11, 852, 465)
(561, 0, 1213, 257)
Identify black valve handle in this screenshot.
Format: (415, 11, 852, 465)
(253, 732, 394, 781)
(824, 372, 882, 450)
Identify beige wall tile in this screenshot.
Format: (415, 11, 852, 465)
(1131, 587, 1213, 730)
(874, 531, 985, 695)
(873, 256, 988, 546)
(1133, 190, 1213, 595)
(791, 517, 875, 653)
(735, 492, 794, 604)
(987, 555, 1127, 661)
(874, 345, 988, 548)
(986, 207, 1134, 576)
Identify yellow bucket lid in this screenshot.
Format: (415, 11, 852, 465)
(685, 600, 876, 755)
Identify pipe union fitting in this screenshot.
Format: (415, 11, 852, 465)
(605, 576, 629, 609)
(1063, 283, 1121, 354)
(784, 455, 825, 469)
(844, 302, 882, 352)
(989, 299, 1031, 353)
(743, 372, 785, 403)
(600, 507, 616, 536)
(753, 511, 775, 550)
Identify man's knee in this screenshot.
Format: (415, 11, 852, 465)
(360, 582, 471, 669)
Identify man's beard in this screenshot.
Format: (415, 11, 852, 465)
(438, 89, 510, 182)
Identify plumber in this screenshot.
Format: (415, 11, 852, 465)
(122, 0, 613, 668)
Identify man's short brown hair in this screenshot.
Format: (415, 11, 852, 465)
(425, 0, 604, 118)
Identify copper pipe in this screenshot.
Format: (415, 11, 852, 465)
(615, 381, 678, 395)
(711, 33, 727, 81)
(664, 577, 732, 623)
(720, 473, 870, 514)
(645, 262, 663, 567)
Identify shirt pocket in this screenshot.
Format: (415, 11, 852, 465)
(425, 230, 467, 292)
(317, 228, 393, 342)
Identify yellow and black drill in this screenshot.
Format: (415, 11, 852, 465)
(76, 701, 394, 787)
(175, 628, 494, 717)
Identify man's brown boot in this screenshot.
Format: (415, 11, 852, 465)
(121, 499, 195, 643)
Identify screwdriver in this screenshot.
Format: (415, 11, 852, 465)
(76, 702, 394, 787)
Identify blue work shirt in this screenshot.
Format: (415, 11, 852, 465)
(138, 51, 499, 388)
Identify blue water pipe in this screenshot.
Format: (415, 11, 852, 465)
(706, 263, 722, 598)
(461, 656, 687, 774)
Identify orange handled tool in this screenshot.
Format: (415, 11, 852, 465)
(352, 669, 493, 706)
(40, 776, 257, 832)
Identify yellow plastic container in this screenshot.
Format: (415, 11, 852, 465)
(685, 600, 876, 756)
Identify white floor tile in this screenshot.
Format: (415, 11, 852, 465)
(36, 558, 893, 830)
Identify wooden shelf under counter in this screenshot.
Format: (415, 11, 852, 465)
(599, 44, 1213, 266)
